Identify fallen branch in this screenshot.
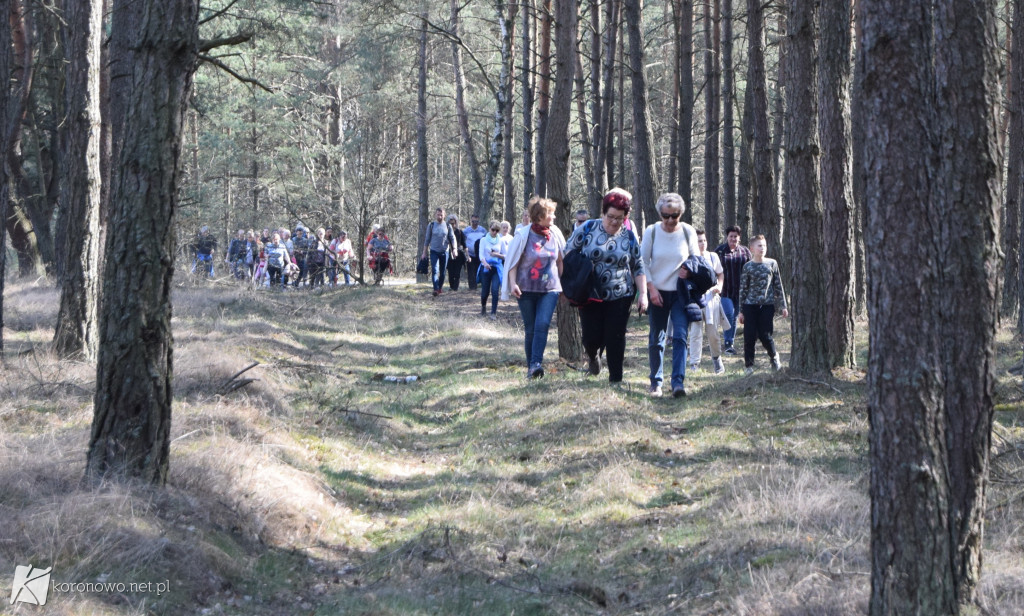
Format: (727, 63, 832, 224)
(217, 362, 259, 395)
(788, 377, 842, 394)
(335, 407, 392, 420)
(770, 403, 841, 427)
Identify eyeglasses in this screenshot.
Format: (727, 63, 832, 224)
(490, 228, 500, 232)
(661, 212, 681, 220)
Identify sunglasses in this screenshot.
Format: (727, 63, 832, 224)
(661, 212, 681, 220)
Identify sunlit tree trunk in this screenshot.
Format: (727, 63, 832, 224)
(703, 0, 720, 241)
(720, 0, 735, 237)
(862, 0, 1001, 610)
(87, 0, 199, 485)
(450, 0, 483, 212)
(783, 0, 828, 374)
(818, 0, 856, 368)
(677, 0, 694, 220)
(53, 0, 103, 360)
(624, 0, 658, 226)
(746, 0, 778, 250)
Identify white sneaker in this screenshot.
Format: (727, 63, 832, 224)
(713, 357, 725, 374)
(771, 355, 782, 371)
(744, 367, 754, 376)
(688, 364, 700, 374)
(648, 384, 663, 397)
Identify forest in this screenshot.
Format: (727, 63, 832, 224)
(1, 0, 1023, 614)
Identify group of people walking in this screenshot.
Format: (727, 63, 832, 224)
(443, 188, 788, 397)
(192, 225, 366, 289)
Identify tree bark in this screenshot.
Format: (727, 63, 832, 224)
(677, 0, 694, 220)
(818, 0, 856, 368)
(503, 1, 518, 222)
(53, 0, 103, 360)
(417, 5, 429, 276)
(1008, 0, 1024, 322)
(0, 0, 13, 353)
(624, 0, 658, 226)
(703, 0, 720, 241)
(720, 0, 735, 237)
(593, 0, 620, 216)
(862, 0, 1001, 611)
(87, 0, 199, 485)
(746, 0, 778, 250)
(545, 0, 583, 362)
(933, 0, 1001, 603)
(450, 0, 484, 213)
(535, 0, 552, 196)
(783, 0, 828, 374)
(521, 0, 536, 206)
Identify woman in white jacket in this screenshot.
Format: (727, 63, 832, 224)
(501, 197, 565, 379)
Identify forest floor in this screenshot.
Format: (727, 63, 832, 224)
(3, 276, 1024, 615)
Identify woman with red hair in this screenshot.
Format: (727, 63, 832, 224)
(565, 187, 648, 384)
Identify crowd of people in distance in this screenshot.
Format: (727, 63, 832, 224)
(419, 188, 789, 395)
(190, 187, 788, 394)
(188, 223, 378, 289)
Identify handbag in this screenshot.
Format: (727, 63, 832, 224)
(561, 221, 597, 306)
(416, 256, 429, 275)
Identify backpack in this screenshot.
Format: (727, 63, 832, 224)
(268, 245, 286, 268)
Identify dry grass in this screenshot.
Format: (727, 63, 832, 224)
(1, 277, 1023, 615)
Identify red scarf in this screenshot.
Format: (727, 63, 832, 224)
(531, 223, 552, 242)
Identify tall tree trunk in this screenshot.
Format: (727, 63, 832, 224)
(587, 0, 604, 214)
(594, 0, 620, 215)
(771, 12, 786, 246)
(862, 0, 1002, 611)
(737, 74, 753, 238)
(720, 0, 735, 236)
(546, 0, 583, 362)
(783, 0, 827, 374)
(521, 0, 535, 206)
(624, 0, 658, 226)
(417, 6, 429, 273)
(862, 4, 951, 610)
(87, 0, 199, 485)
(933, 0, 1001, 603)
(479, 0, 513, 223)
(677, 0, 694, 220)
(818, 0, 855, 368)
(450, 0, 484, 213)
(0, 0, 13, 354)
(703, 0, 720, 242)
(535, 0, 552, 197)
(503, 1, 518, 222)
(1008, 0, 1024, 322)
(746, 0, 778, 251)
(851, 0, 867, 316)
(53, 0, 103, 360)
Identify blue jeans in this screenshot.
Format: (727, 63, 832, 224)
(648, 290, 689, 389)
(517, 291, 559, 370)
(721, 296, 738, 347)
(429, 250, 448, 291)
(480, 267, 501, 314)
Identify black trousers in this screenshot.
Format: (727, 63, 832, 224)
(741, 303, 778, 367)
(579, 296, 634, 382)
(467, 255, 481, 289)
(447, 253, 466, 290)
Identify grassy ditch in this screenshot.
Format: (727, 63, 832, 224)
(2, 278, 1023, 615)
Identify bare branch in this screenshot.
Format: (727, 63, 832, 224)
(199, 0, 243, 26)
(199, 32, 253, 53)
(198, 54, 274, 93)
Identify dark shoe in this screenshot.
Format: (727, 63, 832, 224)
(528, 365, 544, 379)
(724, 344, 737, 356)
(672, 385, 687, 398)
(587, 353, 601, 376)
(432, 289, 439, 297)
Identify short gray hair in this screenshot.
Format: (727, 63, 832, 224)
(655, 193, 686, 216)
